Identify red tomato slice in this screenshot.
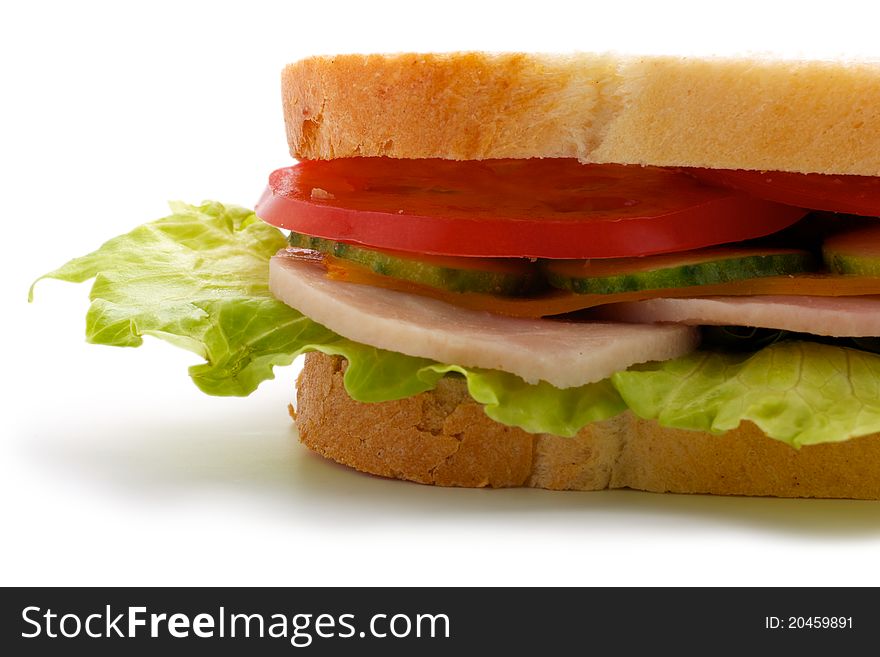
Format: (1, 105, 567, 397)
(256, 158, 806, 259)
(691, 169, 880, 217)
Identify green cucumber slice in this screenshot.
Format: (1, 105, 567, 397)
(287, 232, 542, 296)
(543, 248, 817, 295)
(823, 225, 880, 277)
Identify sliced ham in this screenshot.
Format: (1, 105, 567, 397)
(269, 255, 699, 388)
(594, 295, 880, 337)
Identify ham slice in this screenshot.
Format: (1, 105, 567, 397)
(594, 295, 880, 336)
(269, 255, 699, 388)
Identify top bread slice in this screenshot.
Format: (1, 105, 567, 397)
(282, 52, 880, 175)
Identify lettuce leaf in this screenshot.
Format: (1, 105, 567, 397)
(30, 201, 624, 435)
(32, 201, 880, 445)
(32, 201, 307, 396)
(612, 342, 880, 447)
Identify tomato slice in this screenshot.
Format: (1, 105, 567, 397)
(690, 169, 880, 217)
(256, 158, 806, 259)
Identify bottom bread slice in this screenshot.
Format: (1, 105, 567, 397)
(294, 353, 880, 499)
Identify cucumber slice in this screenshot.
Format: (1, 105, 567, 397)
(288, 232, 542, 296)
(823, 225, 880, 277)
(543, 248, 817, 295)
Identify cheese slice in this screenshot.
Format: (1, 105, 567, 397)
(269, 255, 699, 388)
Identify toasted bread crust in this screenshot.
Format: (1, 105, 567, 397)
(283, 52, 880, 175)
(295, 353, 880, 498)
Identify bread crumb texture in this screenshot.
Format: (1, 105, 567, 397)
(283, 52, 880, 175)
(295, 353, 880, 498)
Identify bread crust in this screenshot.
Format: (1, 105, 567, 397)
(295, 353, 880, 498)
(283, 52, 880, 175)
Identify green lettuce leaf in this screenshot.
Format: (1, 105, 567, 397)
(427, 366, 625, 437)
(612, 342, 880, 447)
(32, 201, 305, 395)
(30, 201, 624, 434)
(32, 201, 880, 445)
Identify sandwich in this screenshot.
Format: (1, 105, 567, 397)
(32, 52, 880, 498)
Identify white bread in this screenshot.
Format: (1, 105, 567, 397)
(282, 52, 880, 175)
(295, 353, 880, 499)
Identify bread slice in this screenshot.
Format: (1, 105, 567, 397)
(282, 52, 880, 176)
(295, 352, 880, 499)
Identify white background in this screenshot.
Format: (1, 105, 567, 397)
(4, 0, 880, 587)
